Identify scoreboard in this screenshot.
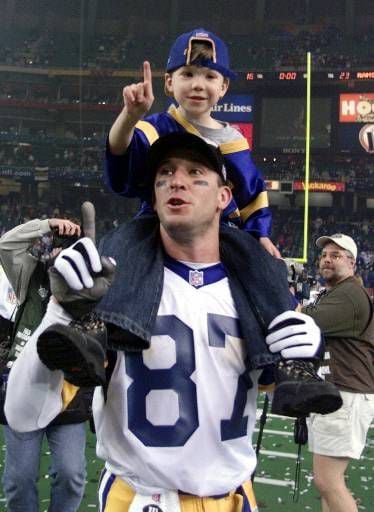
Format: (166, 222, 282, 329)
(243, 70, 374, 82)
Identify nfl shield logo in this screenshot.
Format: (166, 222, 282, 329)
(189, 269, 204, 287)
(38, 286, 48, 300)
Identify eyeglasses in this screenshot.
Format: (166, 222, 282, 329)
(320, 251, 353, 261)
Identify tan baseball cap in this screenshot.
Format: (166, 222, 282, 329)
(316, 233, 357, 260)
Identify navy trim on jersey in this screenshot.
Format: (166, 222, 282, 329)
(99, 469, 115, 512)
(164, 255, 227, 288)
(237, 485, 253, 512)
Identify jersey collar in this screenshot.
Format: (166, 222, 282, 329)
(164, 255, 227, 288)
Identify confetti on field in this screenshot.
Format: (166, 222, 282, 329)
(250, 397, 374, 511)
(0, 400, 372, 511)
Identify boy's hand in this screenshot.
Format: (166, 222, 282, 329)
(259, 237, 281, 258)
(123, 61, 154, 121)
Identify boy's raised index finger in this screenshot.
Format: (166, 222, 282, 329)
(143, 61, 153, 86)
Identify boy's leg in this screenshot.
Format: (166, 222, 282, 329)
(2, 425, 44, 512)
(47, 422, 87, 512)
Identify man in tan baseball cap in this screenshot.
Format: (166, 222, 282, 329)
(316, 233, 357, 261)
(302, 233, 374, 512)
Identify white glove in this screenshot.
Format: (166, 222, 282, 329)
(50, 237, 116, 319)
(266, 311, 321, 359)
(54, 237, 103, 290)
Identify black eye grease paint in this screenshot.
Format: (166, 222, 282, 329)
(193, 180, 209, 186)
(155, 179, 167, 188)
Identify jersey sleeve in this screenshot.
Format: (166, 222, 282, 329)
(4, 300, 71, 431)
(220, 142, 272, 238)
(104, 126, 153, 202)
(104, 113, 183, 202)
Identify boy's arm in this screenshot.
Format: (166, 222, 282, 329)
(108, 61, 154, 155)
(222, 144, 279, 254)
(259, 236, 281, 258)
(105, 130, 152, 198)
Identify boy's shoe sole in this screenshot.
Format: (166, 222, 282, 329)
(37, 321, 107, 387)
(271, 379, 343, 417)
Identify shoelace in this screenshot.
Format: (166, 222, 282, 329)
(279, 359, 323, 381)
(71, 311, 105, 332)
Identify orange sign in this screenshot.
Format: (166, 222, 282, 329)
(265, 180, 280, 191)
(293, 181, 346, 192)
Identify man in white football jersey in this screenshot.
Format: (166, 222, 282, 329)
(5, 133, 324, 512)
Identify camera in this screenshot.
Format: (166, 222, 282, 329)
(52, 229, 80, 250)
(284, 259, 315, 302)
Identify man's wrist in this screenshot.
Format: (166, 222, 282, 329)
(46, 298, 73, 326)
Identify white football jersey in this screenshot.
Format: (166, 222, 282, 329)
(94, 263, 260, 496)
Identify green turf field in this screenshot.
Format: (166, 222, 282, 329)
(0, 395, 373, 511)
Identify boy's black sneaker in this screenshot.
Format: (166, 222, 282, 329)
(37, 312, 107, 387)
(271, 359, 343, 418)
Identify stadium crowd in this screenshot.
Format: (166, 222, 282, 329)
(0, 192, 136, 241)
(0, 24, 373, 71)
(1, 134, 373, 192)
(258, 156, 374, 190)
(0, 191, 372, 294)
(0, 138, 102, 173)
(272, 208, 374, 291)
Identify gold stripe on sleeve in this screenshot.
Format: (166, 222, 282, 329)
(228, 208, 241, 219)
(135, 121, 160, 145)
(219, 139, 249, 154)
(240, 191, 269, 221)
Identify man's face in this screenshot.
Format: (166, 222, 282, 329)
(319, 242, 355, 286)
(153, 156, 231, 240)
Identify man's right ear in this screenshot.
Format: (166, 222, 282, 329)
(164, 73, 174, 97)
(218, 185, 233, 211)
